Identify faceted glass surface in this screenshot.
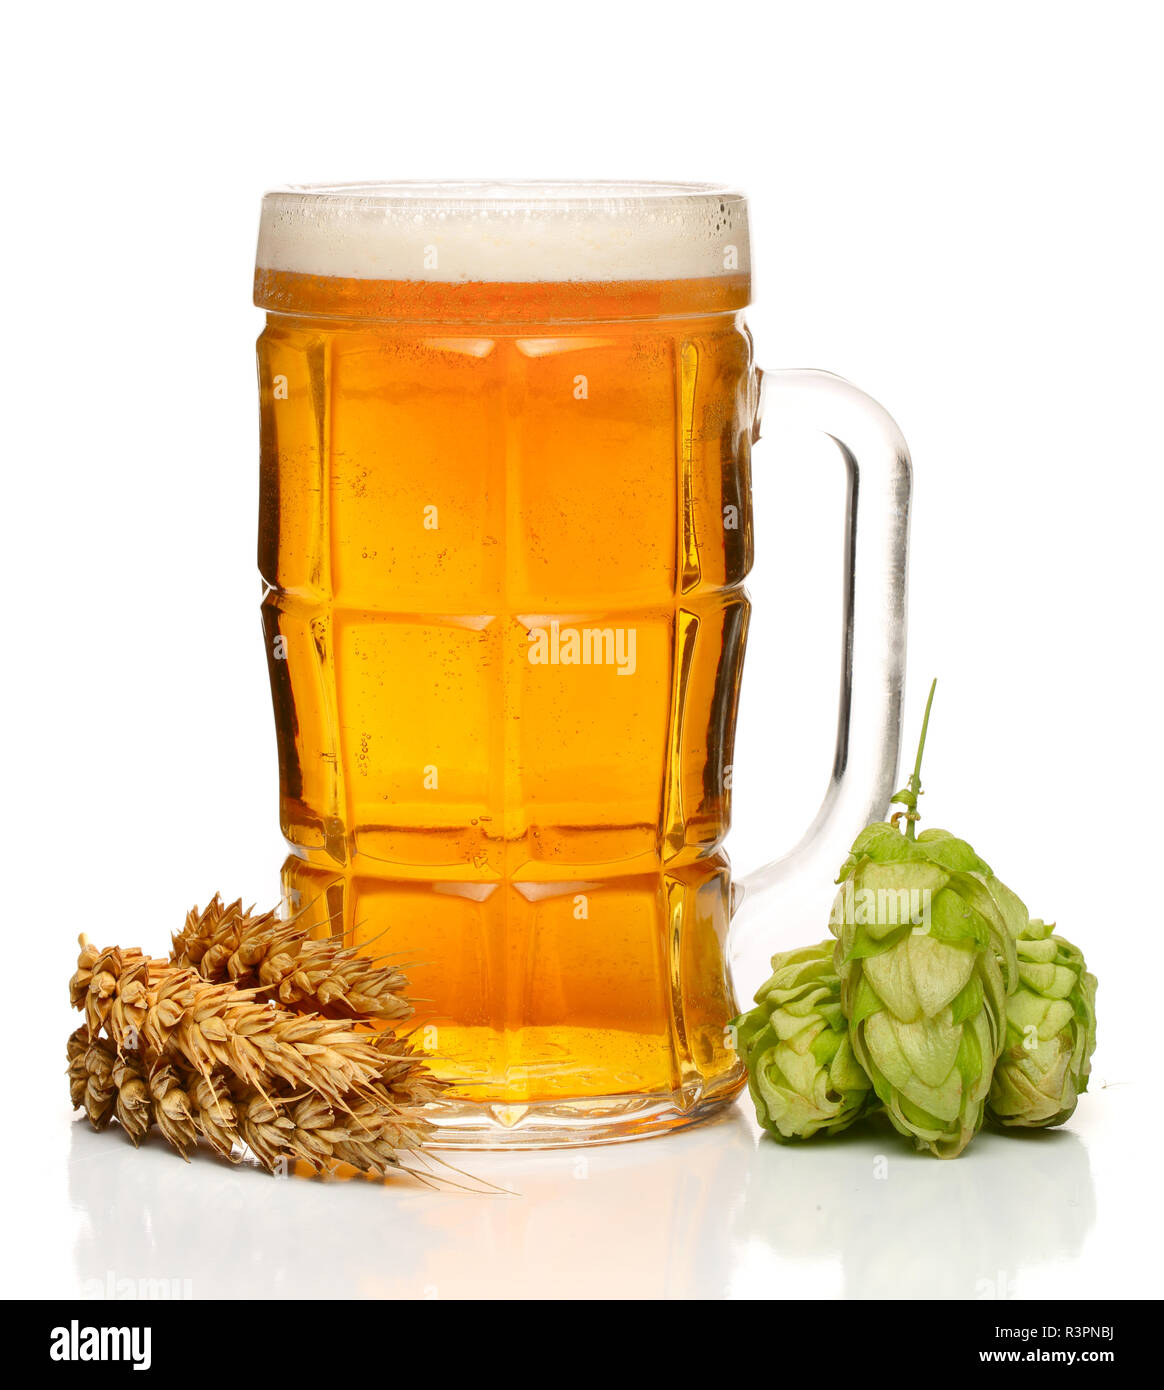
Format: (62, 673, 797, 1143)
(258, 290, 754, 1143)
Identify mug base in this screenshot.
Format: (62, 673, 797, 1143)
(425, 1081, 744, 1150)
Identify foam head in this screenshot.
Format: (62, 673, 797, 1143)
(255, 180, 750, 285)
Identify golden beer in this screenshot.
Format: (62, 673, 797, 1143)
(255, 184, 756, 1143)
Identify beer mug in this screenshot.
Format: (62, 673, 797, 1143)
(254, 182, 910, 1146)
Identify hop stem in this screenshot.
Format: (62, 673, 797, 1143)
(893, 678, 937, 839)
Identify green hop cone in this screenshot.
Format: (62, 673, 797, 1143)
(733, 942, 875, 1141)
(830, 681, 1022, 1159)
(988, 918, 1097, 1128)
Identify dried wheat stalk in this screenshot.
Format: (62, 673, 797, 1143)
(69, 902, 449, 1181)
(68, 1029, 437, 1177)
(170, 895, 411, 1022)
(70, 940, 391, 1103)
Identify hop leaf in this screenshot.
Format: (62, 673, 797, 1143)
(988, 919, 1097, 1128)
(733, 942, 876, 1141)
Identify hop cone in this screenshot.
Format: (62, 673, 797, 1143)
(988, 919, 1097, 1128)
(734, 942, 875, 1141)
(831, 821, 1023, 1157)
(829, 682, 1025, 1158)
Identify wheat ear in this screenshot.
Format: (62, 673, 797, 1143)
(69, 1030, 439, 1177)
(171, 895, 411, 1021)
(71, 940, 392, 1103)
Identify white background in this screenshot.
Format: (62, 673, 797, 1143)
(3, 0, 1161, 1301)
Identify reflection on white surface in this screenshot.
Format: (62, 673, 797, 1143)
(731, 1115, 1095, 1300)
(66, 1099, 1096, 1300)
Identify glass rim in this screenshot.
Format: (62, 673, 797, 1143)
(263, 179, 747, 210)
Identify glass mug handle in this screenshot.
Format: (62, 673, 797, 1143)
(728, 368, 912, 996)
